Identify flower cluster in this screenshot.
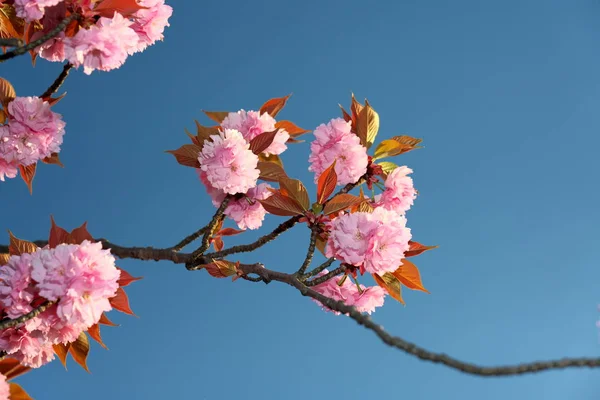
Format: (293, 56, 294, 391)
(221, 110, 289, 156)
(0, 96, 66, 181)
(21, 0, 173, 74)
(0, 241, 120, 368)
(0, 373, 8, 400)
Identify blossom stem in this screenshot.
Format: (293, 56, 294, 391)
(305, 265, 347, 287)
(302, 258, 335, 279)
(0, 300, 55, 331)
(296, 228, 318, 275)
(40, 63, 73, 99)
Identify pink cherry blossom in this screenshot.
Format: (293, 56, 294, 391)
(13, 0, 62, 21)
(32, 3, 68, 62)
(221, 110, 289, 156)
(129, 0, 173, 54)
(0, 373, 9, 399)
(64, 12, 139, 75)
(308, 118, 368, 185)
(199, 129, 260, 195)
(0, 157, 18, 181)
(375, 166, 417, 214)
(0, 253, 36, 319)
(348, 286, 386, 314)
(0, 326, 55, 368)
(197, 170, 227, 207)
(310, 270, 352, 315)
(325, 212, 378, 267)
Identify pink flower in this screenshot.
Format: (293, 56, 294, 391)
(32, 3, 68, 62)
(129, 0, 173, 54)
(221, 110, 289, 156)
(374, 166, 416, 214)
(0, 253, 36, 319)
(0, 326, 55, 368)
(310, 270, 353, 315)
(308, 118, 368, 185)
(0, 373, 9, 399)
(64, 12, 139, 74)
(348, 286, 386, 314)
(0, 157, 18, 181)
(13, 0, 63, 21)
(325, 212, 378, 266)
(199, 129, 260, 195)
(197, 170, 227, 206)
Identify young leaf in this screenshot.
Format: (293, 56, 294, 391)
(392, 259, 429, 293)
(279, 177, 310, 211)
(203, 260, 238, 278)
(373, 135, 423, 160)
(0, 77, 16, 109)
(0, 6, 23, 45)
(274, 120, 310, 137)
(212, 236, 224, 251)
(41, 152, 64, 167)
(339, 104, 352, 123)
(315, 236, 327, 256)
(356, 100, 380, 149)
(259, 94, 291, 118)
(8, 231, 37, 256)
(258, 191, 305, 216)
(0, 253, 9, 265)
(350, 93, 364, 124)
(317, 161, 337, 204)
(87, 323, 107, 349)
(93, 0, 149, 17)
(249, 129, 279, 155)
(53, 343, 71, 369)
(323, 194, 365, 215)
(109, 287, 136, 316)
(194, 120, 219, 145)
(19, 163, 36, 194)
(258, 153, 283, 167)
(217, 228, 245, 237)
(165, 144, 201, 168)
(202, 110, 229, 124)
(0, 358, 31, 381)
(68, 332, 90, 373)
(68, 221, 94, 244)
(116, 267, 142, 287)
(373, 272, 404, 304)
(48, 215, 70, 248)
(8, 383, 33, 400)
(377, 161, 398, 177)
(405, 241, 438, 258)
(98, 312, 118, 327)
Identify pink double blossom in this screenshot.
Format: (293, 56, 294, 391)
(221, 110, 289, 156)
(13, 0, 62, 22)
(374, 166, 416, 214)
(129, 0, 173, 54)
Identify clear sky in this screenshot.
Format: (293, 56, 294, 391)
(1, 0, 599, 398)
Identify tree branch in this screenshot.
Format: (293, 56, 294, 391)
(296, 228, 317, 275)
(190, 197, 231, 261)
(305, 264, 347, 286)
(0, 301, 55, 330)
(40, 63, 73, 99)
(171, 226, 208, 252)
(302, 258, 335, 280)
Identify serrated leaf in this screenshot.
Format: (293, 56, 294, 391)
(339, 104, 352, 123)
(109, 287, 136, 316)
(279, 177, 310, 210)
(373, 272, 404, 304)
(323, 194, 365, 215)
(357, 200, 374, 213)
(19, 163, 36, 194)
(356, 100, 379, 148)
(116, 267, 142, 287)
(259, 94, 291, 118)
(0, 253, 9, 265)
(373, 135, 423, 160)
(258, 161, 287, 182)
(258, 191, 305, 216)
(249, 129, 279, 155)
(202, 110, 229, 124)
(53, 343, 70, 369)
(68, 332, 90, 373)
(194, 120, 219, 145)
(8, 383, 33, 400)
(0, 77, 15, 109)
(87, 323, 107, 349)
(275, 120, 310, 137)
(317, 161, 337, 204)
(48, 215, 69, 248)
(41, 152, 64, 167)
(68, 222, 93, 245)
(166, 144, 201, 168)
(350, 93, 363, 124)
(8, 231, 37, 256)
(98, 313, 118, 327)
(405, 241, 438, 258)
(203, 259, 238, 278)
(392, 259, 429, 293)
(93, 0, 149, 17)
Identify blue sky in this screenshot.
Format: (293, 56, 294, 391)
(1, 0, 600, 398)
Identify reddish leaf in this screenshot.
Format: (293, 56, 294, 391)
(25, 22, 38, 65)
(48, 215, 69, 248)
(392, 259, 429, 293)
(69, 222, 93, 245)
(339, 104, 352, 123)
(249, 129, 279, 155)
(0, 358, 31, 380)
(116, 267, 142, 287)
(212, 236, 224, 252)
(217, 228, 244, 237)
(405, 241, 438, 258)
(19, 163, 36, 194)
(93, 0, 148, 17)
(317, 161, 337, 204)
(87, 323, 107, 349)
(323, 194, 365, 215)
(373, 273, 404, 305)
(285, 137, 304, 144)
(165, 144, 201, 168)
(203, 260, 238, 278)
(0, 77, 15, 109)
(259, 94, 291, 118)
(53, 343, 71, 369)
(373, 135, 423, 160)
(202, 110, 229, 124)
(109, 287, 136, 316)
(98, 312, 118, 327)
(0, 253, 9, 265)
(315, 236, 327, 256)
(8, 383, 33, 400)
(279, 177, 310, 211)
(258, 153, 283, 167)
(41, 152, 64, 167)
(8, 231, 37, 256)
(185, 128, 199, 146)
(0, 6, 23, 45)
(274, 120, 310, 137)
(63, 17, 79, 38)
(194, 120, 219, 145)
(350, 94, 364, 124)
(257, 161, 287, 182)
(356, 99, 380, 148)
(68, 332, 90, 373)
(258, 191, 305, 216)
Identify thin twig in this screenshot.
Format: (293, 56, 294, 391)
(296, 228, 318, 275)
(191, 197, 231, 261)
(172, 226, 208, 252)
(302, 258, 335, 280)
(40, 63, 73, 99)
(0, 13, 80, 62)
(0, 301, 55, 330)
(305, 265, 347, 286)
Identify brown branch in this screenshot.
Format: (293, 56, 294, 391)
(305, 264, 347, 286)
(190, 197, 231, 262)
(172, 226, 208, 252)
(40, 63, 73, 99)
(302, 258, 335, 280)
(0, 300, 55, 330)
(0, 13, 80, 62)
(296, 228, 318, 275)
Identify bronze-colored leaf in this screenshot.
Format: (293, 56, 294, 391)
(357, 200, 374, 213)
(249, 129, 279, 155)
(8, 231, 37, 256)
(0, 77, 16, 109)
(392, 259, 429, 293)
(68, 221, 93, 245)
(279, 177, 310, 211)
(53, 343, 71, 369)
(93, 0, 149, 17)
(258, 191, 305, 216)
(48, 215, 70, 248)
(259, 94, 291, 118)
(258, 153, 283, 167)
(165, 144, 201, 168)
(203, 259, 238, 278)
(350, 93, 363, 124)
(194, 120, 219, 145)
(202, 110, 229, 124)
(356, 100, 379, 149)
(373, 135, 423, 160)
(339, 104, 352, 123)
(0, 253, 9, 265)
(41, 152, 64, 167)
(274, 120, 310, 137)
(0, 358, 30, 381)
(373, 272, 404, 304)
(405, 241, 438, 258)
(323, 194, 365, 215)
(8, 383, 33, 400)
(257, 161, 287, 182)
(98, 312, 118, 327)
(68, 332, 90, 373)
(109, 287, 136, 316)
(19, 163, 36, 194)
(87, 323, 107, 349)
(377, 161, 398, 178)
(116, 267, 142, 287)
(317, 161, 337, 204)
(315, 236, 327, 256)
